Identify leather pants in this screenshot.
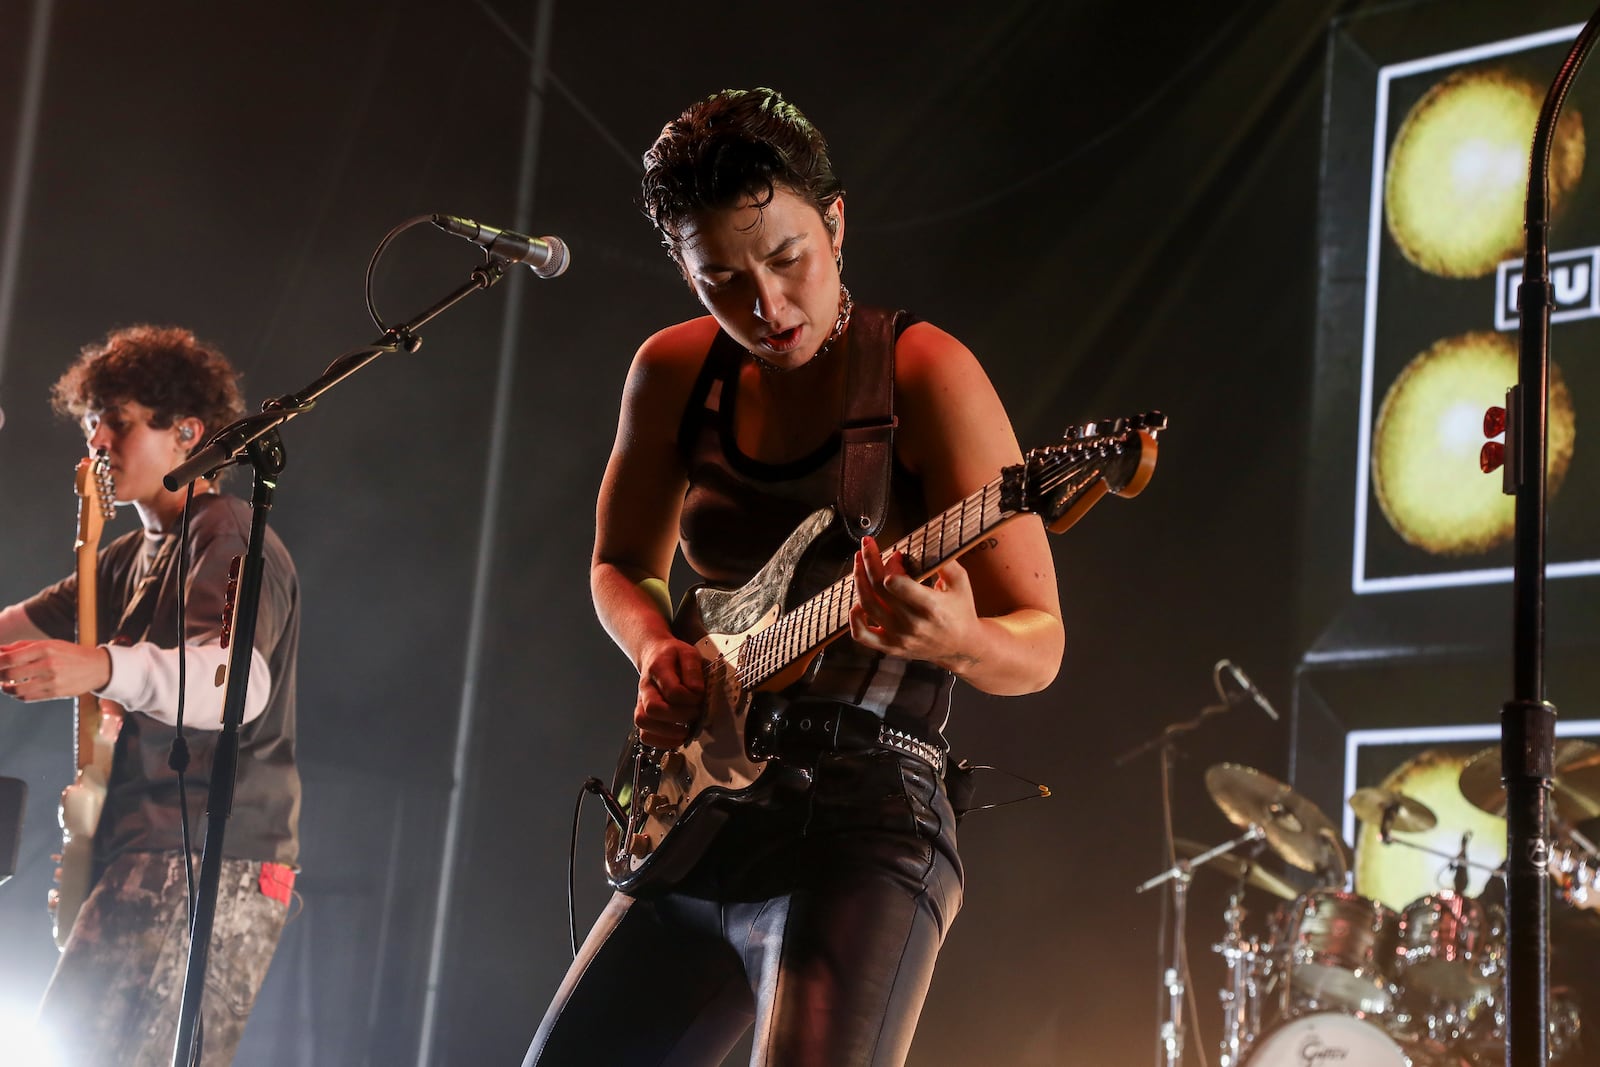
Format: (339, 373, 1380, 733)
(524, 748, 964, 1067)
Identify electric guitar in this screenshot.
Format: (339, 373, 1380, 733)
(604, 412, 1166, 895)
(49, 452, 117, 948)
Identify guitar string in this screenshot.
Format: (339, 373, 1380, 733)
(715, 436, 1133, 691)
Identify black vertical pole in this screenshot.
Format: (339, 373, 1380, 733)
(171, 434, 283, 1066)
(1504, 11, 1600, 1065)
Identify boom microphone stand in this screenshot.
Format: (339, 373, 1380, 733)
(1496, 10, 1600, 1064)
(160, 238, 536, 1067)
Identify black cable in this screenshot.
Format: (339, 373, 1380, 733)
(566, 778, 594, 959)
(951, 763, 1051, 815)
(172, 482, 196, 912)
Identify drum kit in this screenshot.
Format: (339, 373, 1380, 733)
(1142, 742, 1600, 1067)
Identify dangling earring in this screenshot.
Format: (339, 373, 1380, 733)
(834, 246, 843, 275)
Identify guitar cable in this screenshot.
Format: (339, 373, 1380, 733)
(568, 777, 627, 958)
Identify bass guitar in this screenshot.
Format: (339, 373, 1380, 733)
(50, 451, 117, 948)
(604, 412, 1166, 895)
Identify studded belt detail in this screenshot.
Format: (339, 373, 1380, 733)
(757, 703, 947, 777)
(877, 724, 946, 776)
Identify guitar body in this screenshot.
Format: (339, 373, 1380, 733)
(604, 506, 837, 896)
(603, 413, 1167, 897)
(52, 753, 110, 946)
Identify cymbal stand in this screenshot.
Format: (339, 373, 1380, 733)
(1211, 846, 1268, 1067)
(1138, 826, 1267, 1067)
(1376, 826, 1503, 885)
(1115, 684, 1244, 1067)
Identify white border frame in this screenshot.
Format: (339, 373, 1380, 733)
(1351, 22, 1600, 594)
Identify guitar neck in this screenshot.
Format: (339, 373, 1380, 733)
(74, 538, 99, 772)
(740, 470, 1020, 689)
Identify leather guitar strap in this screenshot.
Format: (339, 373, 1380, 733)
(837, 306, 903, 544)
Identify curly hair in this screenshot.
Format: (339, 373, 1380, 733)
(51, 324, 245, 436)
(640, 87, 843, 253)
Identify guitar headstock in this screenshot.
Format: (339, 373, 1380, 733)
(74, 451, 116, 550)
(1015, 411, 1167, 534)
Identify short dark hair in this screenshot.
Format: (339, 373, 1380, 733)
(640, 87, 843, 252)
(52, 324, 245, 436)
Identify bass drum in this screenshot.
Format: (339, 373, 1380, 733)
(1243, 1012, 1472, 1066)
(1244, 1014, 1407, 1065)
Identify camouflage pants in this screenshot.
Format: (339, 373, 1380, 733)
(36, 852, 289, 1067)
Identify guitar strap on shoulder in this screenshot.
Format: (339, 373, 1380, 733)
(837, 306, 903, 544)
(110, 533, 180, 646)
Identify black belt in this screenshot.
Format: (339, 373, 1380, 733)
(755, 702, 947, 777)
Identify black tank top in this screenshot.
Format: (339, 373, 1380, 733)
(675, 309, 955, 734)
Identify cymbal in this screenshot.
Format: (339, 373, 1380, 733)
(1174, 837, 1299, 900)
(1205, 763, 1351, 873)
(1459, 740, 1600, 822)
(1349, 787, 1438, 833)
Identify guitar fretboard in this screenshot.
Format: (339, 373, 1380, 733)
(735, 473, 1012, 689)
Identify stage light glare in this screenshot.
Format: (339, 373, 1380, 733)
(0, 999, 59, 1065)
(1372, 331, 1575, 556)
(1385, 67, 1585, 278)
(1353, 748, 1507, 911)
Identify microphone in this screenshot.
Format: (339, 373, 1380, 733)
(1220, 660, 1280, 721)
(431, 214, 570, 278)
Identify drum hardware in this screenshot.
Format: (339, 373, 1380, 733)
(1138, 825, 1272, 1067)
(1212, 884, 1267, 1067)
(1164, 835, 1294, 1067)
(1116, 666, 1289, 1067)
(1173, 837, 1298, 902)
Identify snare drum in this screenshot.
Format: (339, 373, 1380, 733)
(1394, 892, 1504, 1002)
(1280, 889, 1399, 1015)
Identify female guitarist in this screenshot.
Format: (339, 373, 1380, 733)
(523, 88, 1066, 1067)
(0, 324, 302, 1066)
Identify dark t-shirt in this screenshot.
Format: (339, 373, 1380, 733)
(24, 492, 301, 867)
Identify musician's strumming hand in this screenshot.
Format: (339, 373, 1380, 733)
(849, 534, 981, 673)
(635, 637, 705, 750)
(0, 639, 112, 702)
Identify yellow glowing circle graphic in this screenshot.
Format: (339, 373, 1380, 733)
(1354, 749, 1507, 912)
(1386, 68, 1585, 278)
(1372, 331, 1575, 556)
